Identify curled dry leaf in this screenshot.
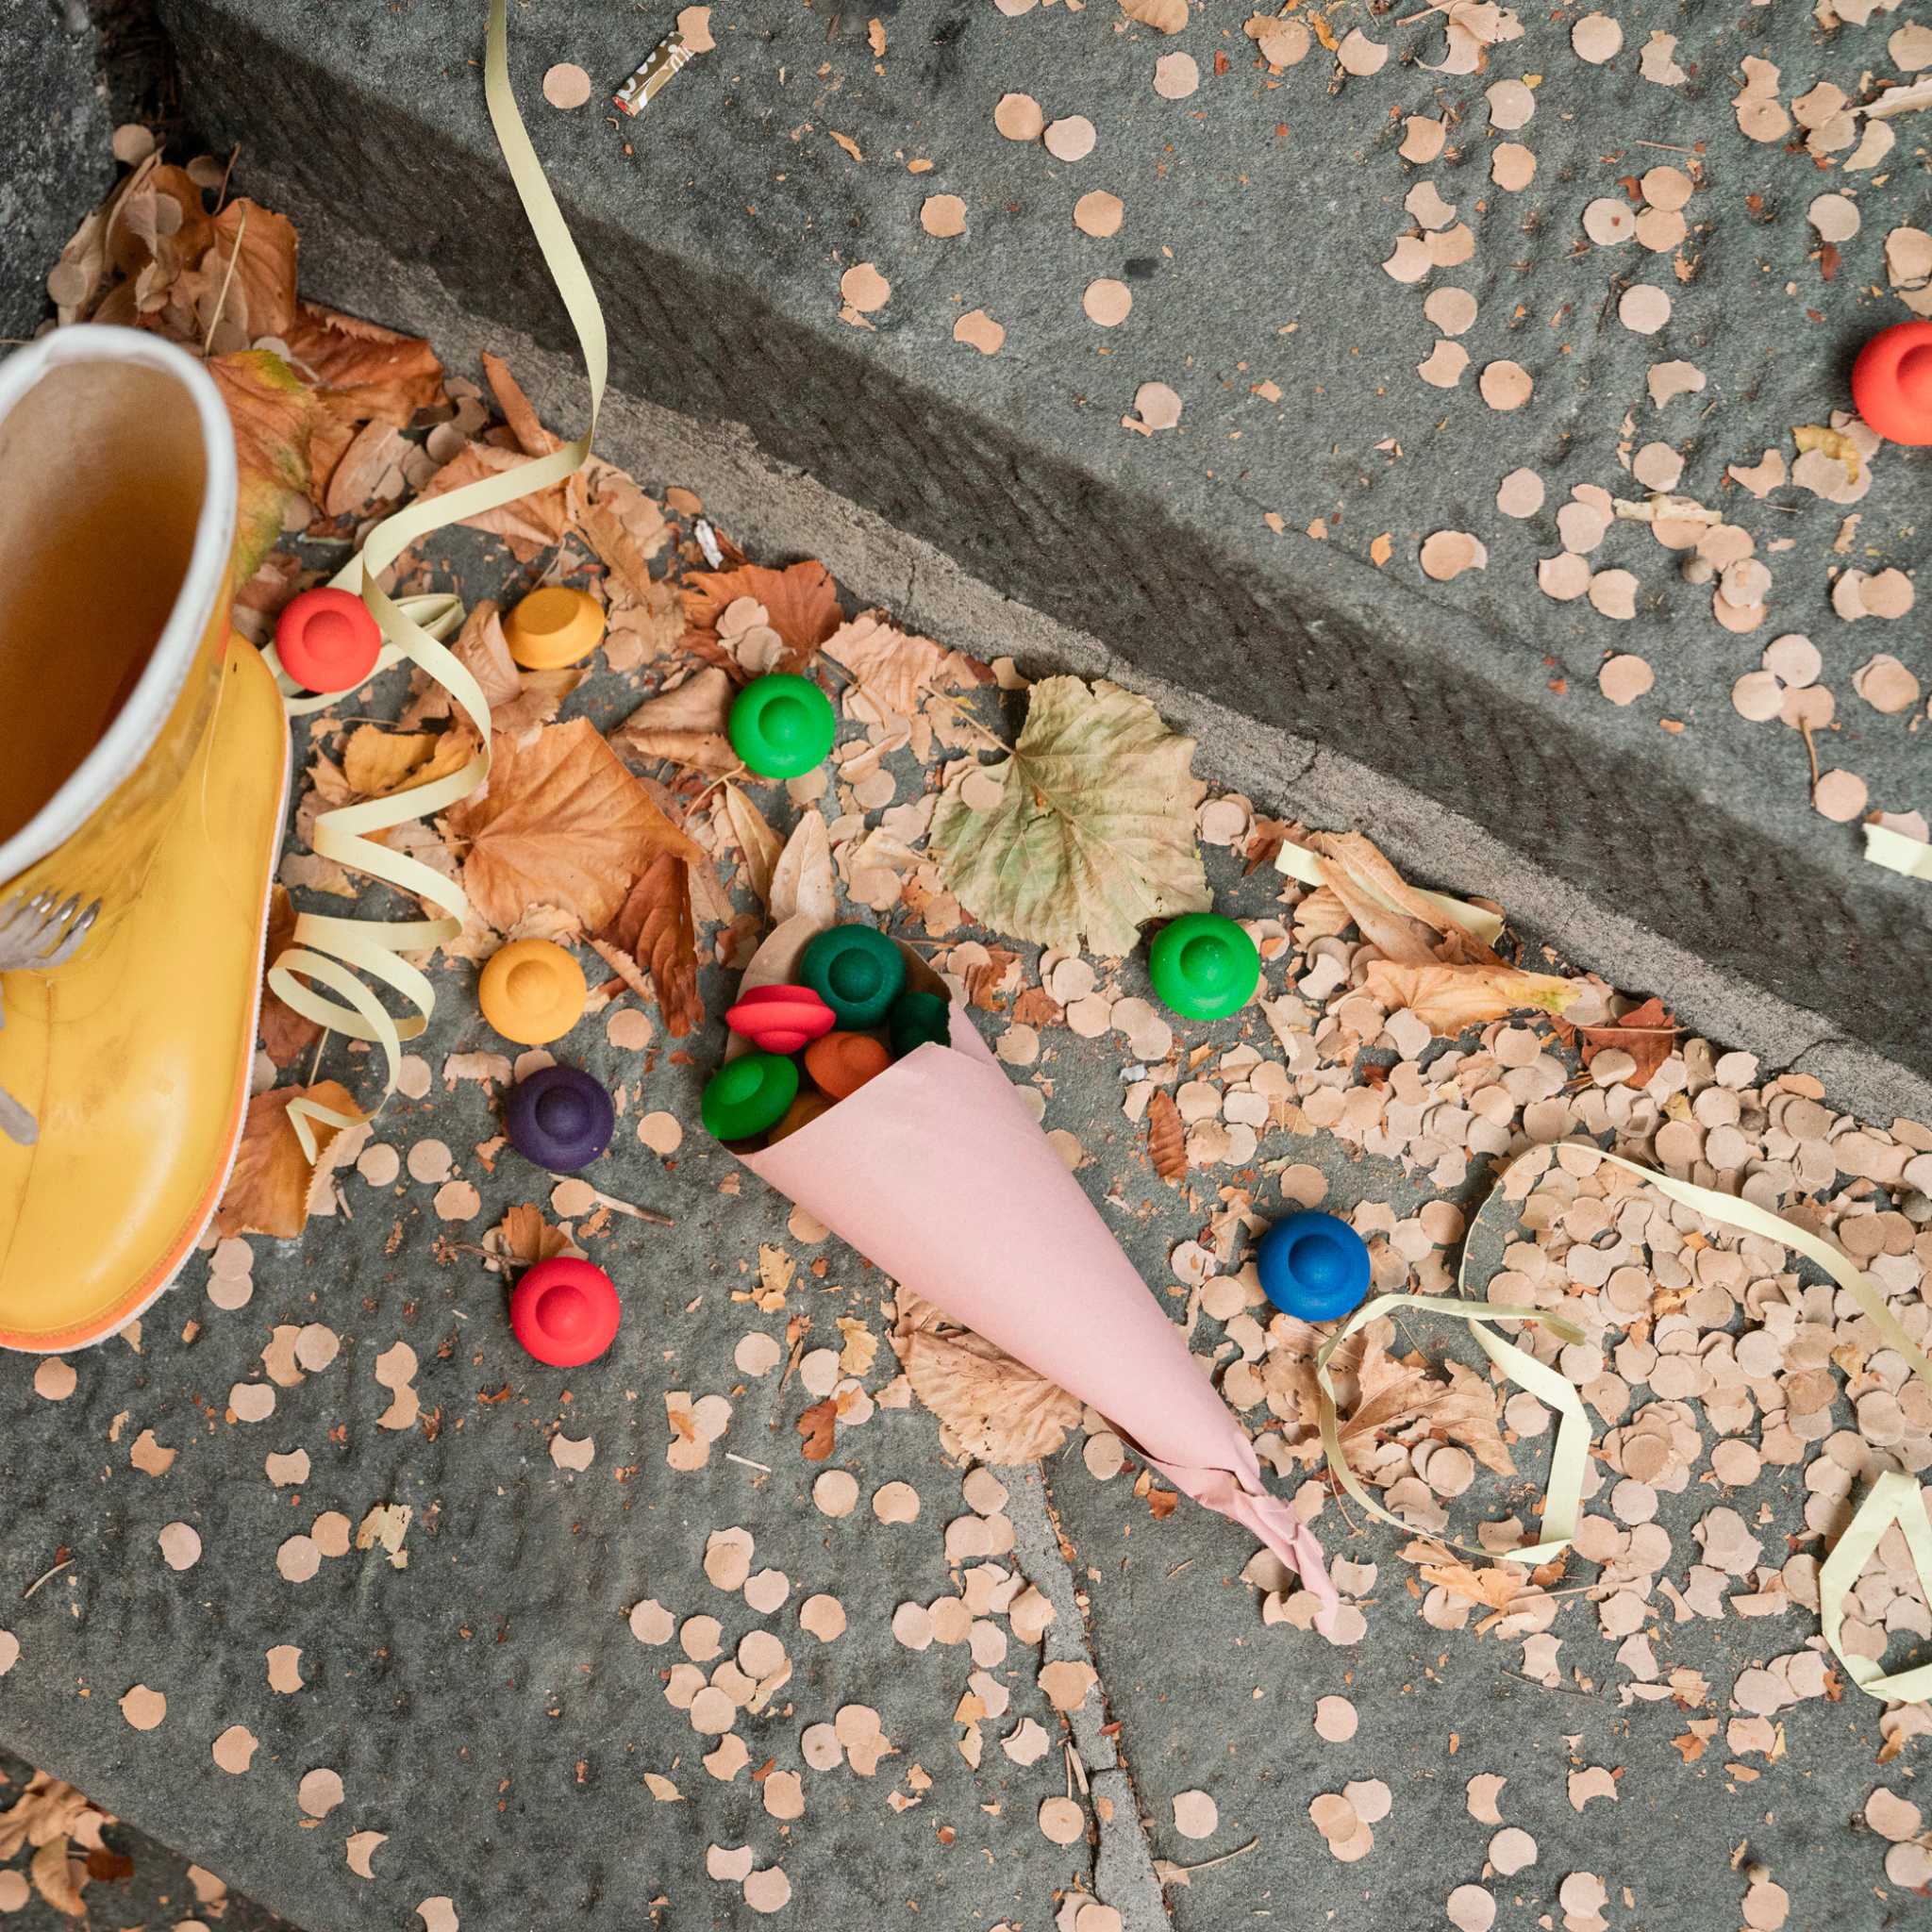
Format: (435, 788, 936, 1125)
(1555, 994, 1678, 1088)
(614, 667, 741, 775)
(769, 810, 838, 928)
(930, 676, 1209, 956)
(797, 1397, 839, 1461)
(1364, 961, 1578, 1035)
(822, 611, 993, 724)
(591, 849, 705, 1038)
(283, 303, 446, 427)
(893, 1290, 1083, 1464)
(1146, 1087, 1187, 1183)
(215, 1081, 357, 1239)
(208, 350, 323, 582)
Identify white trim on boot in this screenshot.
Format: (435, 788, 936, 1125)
(0, 326, 240, 885)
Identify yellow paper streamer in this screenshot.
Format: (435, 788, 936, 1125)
(1274, 837, 1505, 946)
(266, 0, 610, 1157)
(1865, 822, 1932, 883)
(1819, 1471, 1932, 1705)
(1316, 1140, 1932, 1621)
(1316, 1288, 1590, 1564)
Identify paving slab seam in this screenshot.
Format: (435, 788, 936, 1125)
(1006, 1468, 1174, 1932)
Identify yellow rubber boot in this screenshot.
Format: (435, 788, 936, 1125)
(0, 327, 290, 1352)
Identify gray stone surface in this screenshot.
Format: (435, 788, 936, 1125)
(154, 0, 1932, 1082)
(0, 1, 114, 340)
(0, 1745, 287, 1929)
(0, 778, 1918, 1932)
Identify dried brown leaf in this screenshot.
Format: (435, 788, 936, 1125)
(591, 849, 704, 1037)
(613, 668, 741, 775)
(681, 560, 842, 670)
(480, 349, 560, 458)
(282, 303, 447, 426)
(797, 1397, 839, 1460)
(1146, 1088, 1187, 1182)
(446, 718, 703, 936)
(215, 1080, 357, 1239)
(893, 1291, 1082, 1464)
(1362, 959, 1578, 1035)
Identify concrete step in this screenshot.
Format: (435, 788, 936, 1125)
(157, 0, 1931, 1094)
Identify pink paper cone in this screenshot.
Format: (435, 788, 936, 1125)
(736, 921, 1334, 1609)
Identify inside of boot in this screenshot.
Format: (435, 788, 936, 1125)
(0, 358, 207, 847)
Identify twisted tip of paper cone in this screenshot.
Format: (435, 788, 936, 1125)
(1152, 1452, 1339, 1621)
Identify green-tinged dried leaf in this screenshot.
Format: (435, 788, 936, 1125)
(1362, 959, 1579, 1036)
(207, 349, 322, 581)
(930, 676, 1208, 955)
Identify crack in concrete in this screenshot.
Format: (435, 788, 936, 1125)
(1005, 1465, 1174, 1932)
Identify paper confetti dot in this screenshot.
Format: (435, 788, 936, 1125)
(1419, 341, 1470, 389)
(299, 1768, 345, 1818)
(212, 1724, 258, 1774)
(799, 1594, 847, 1641)
(1486, 80, 1533, 129)
(1040, 1796, 1086, 1844)
(841, 264, 891, 313)
(1154, 53, 1198, 99)
(1420, 531, 1488, 581)
(1479, 361, 1532, 411)
(638, 1111, 683, 1155)
(542, 63, 591, 109)
(1572, 11, 1622, 61)
(347, 1832, 388, 1879)
(743, 1868, 792, 1914)
(1173, 1790, 1218, 1839)
(995, 92, 1045, 142)
(1129, 380, 1183, 430)
(1589, 574, 1640, 623)
(417, 1899, 458, 1932)
(158, 1523, 202, 1571)
(0, 1632, 19, 1676)
(1619, 285, 1672, 335)
(814, 1470, 859, 1517)
(1044, 115, 1096, 161)
(277, 1534, 322, 1584)
(267, 1644, 305, 1692)
(1496, 469, 1544, 518)
(1490, 1826, 1538, 1874)
(33, 1357, 75, 1401)
(121, 1684, 167, 1730)
(955, 310, 1006, 356)
(1813, 769, 1869, 822)
(1074, 191, 1124, 238)
(1083, 279, 1132, 326)
(1314, 1695, 1358, 1741)
(1424, 288, 1477, 336)
(1447, 1885, 1496, 1932)
(921, 194, 967, 238)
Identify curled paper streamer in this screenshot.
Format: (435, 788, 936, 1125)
(733, 917, 1338, 1613)
(265, 0, 610, 1157)
(1315, 1290, 1589, 1564)
(1864, 822, 1932, 883)
(1819, 1471, 1932, 1705)
(1326, 1139, 1932, 1691)
(1274, 835, 1505, 946)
